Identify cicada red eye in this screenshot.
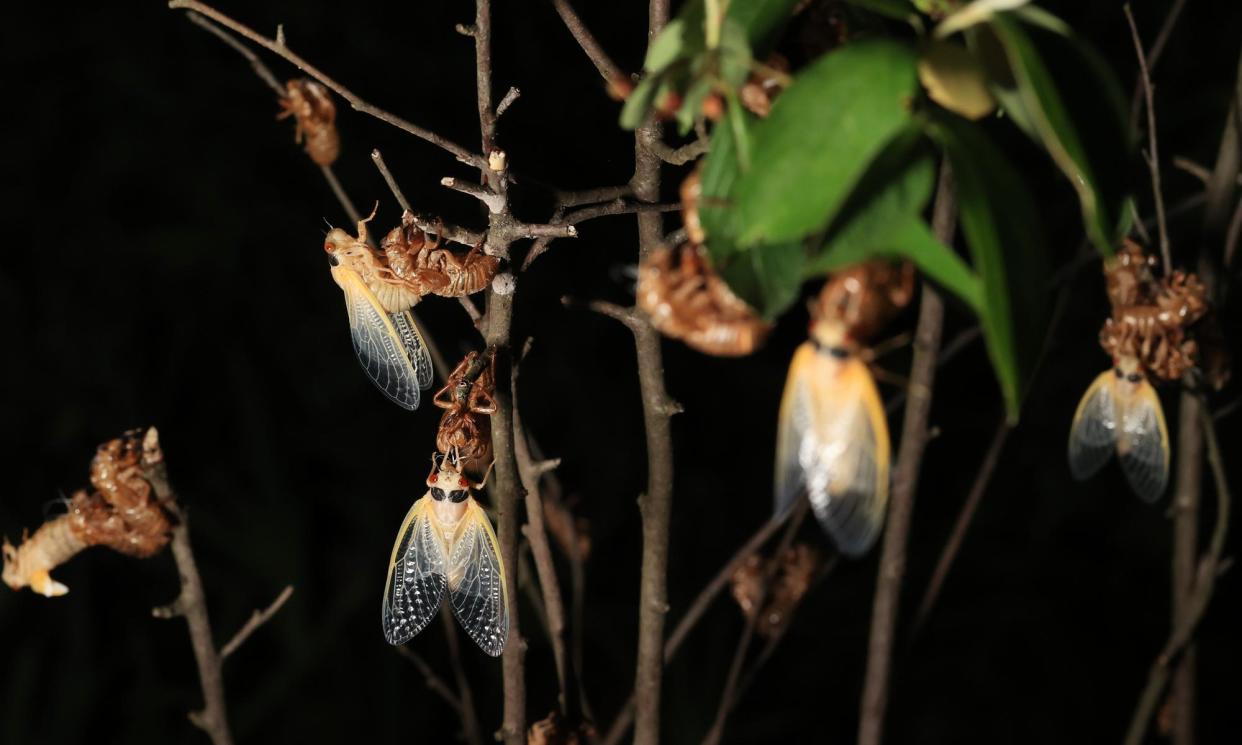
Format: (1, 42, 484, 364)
(458, 477, 467, 487)
(323, 242, 334, 253)
(429, 474, 437, 483)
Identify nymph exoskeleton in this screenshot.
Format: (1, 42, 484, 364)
(1068, 242, 1209, 501)
(3, 428, 171, 597)
(434, 351, 497, 479)
(383, 212, 500, 299)
(382, 451, 508, 657)
(277, 78, 340, 166)
(637, 169, 772, 356)
(323, 210, 434, 410)
(775, 262, 913, 556)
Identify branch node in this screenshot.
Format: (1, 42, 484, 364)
(442, 177, 507, 214)
(492, 272, 517, 297)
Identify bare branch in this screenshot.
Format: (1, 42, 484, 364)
(370, 150, 483, 246)
(643, 135, 710, 166)
(910, 419, 1010, 636)
(442, 176, 508, 214)
(1125, 4, 1172, 274)
(496, 86, 521, 119)
(550, 0, 631, 96)
(394, 646, 463, 714)
(1128, 0, 1187, 129)
(168, 0, 486, 168)
(439, 605, 485, 745)
(555, 185, 633, 208)
(858, 162, 956, 745)
(185, 11, 283, 94)
(220, 585, 294, 661)
(524, 201, 678, 270)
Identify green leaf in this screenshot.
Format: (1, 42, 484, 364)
(842, 0, 919, 21)
(984, 12, 1130, 256)
(718, 18, 754, 89)
(717, 240, 806, 319)
(697, 111, 754, 259)
(930, 114, 1050, 421)
(725, 0, 802, 55)
(645, 18, 691, 74)
(808, 129, 983, 311)
(729, 40, 920, 247)
(619, 75, 661, 130)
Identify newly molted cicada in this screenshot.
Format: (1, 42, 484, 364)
(383, 212, 500, 299)
(382, 451, 508, 656)
(3, 428, 171, 597)
(774, 262, 913, 556)
(277, 78, 340, 166)
(636, 170, 772, 356)
(434, 351, 497, 479)
(323, 212, 435, 410)
(1068, 241, 1209, 501)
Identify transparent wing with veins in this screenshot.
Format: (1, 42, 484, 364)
(382, 497, 447, 645)
(337, 266, 429, 410)
(446, 499, 509, 657)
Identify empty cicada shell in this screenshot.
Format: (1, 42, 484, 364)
(434, 351, 497, 479)
(2, 428, 171, 597)
(730, 543, 823, 638)
(387, 212, 500, 298)
(278, 78, 340, 166)
(637, 243, 772, 357)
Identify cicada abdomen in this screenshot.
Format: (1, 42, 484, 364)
(278, 78, 340, 166)
(382, 451, 509, 656)
(774, 262, 912, 556)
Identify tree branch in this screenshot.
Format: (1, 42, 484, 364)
(910, 418, 1009, 637)
(440, 605, 486, 745)
(643, 135, 710, 166)
(523, 201, 679, 270)
(394, 646, 464, 714)
(857, 162, 956, 745)
(168, 0, 486, 168)
(1124, 4, 1172, 274)
(219, 585, 294, 661)
(370, 149, 484, 246)
(550, 0, 631, 96)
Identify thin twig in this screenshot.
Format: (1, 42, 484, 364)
(370, 150, 483, 246)
(185, 11, 283, 94)
(394, 646, 464, 714)
(168, 0, 486, 168)
(1125, 4, 1172, 275)
(700, 500, 809, 745)
(599, 511, 791, 745)
(555, 185, 633, 208)
(644, 135, 711, 166)
(219, 585, 294, 661)
(1127, 0, 1187, 130)
(550, 0, 630, 94)
(1123, 404, 1232, 745)
(523, 201, 679, 271)
(857, 162, 956, 745)
(910, 419, 1010, 637)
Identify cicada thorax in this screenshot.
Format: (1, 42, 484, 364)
(277, 78, 340, 166)
(325, 225, 425, 312)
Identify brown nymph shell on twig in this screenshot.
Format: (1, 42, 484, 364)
(527, 710, 594, 745)
(383, 212, 500, 299)
(636, 170, 772, 357)
(2, 428, 171, 597)
(277, 78, 340, 166)
(1099, 240, 1211, 384)
(729, 543, 823, 639)
(812, 260, 915, 349)
(434, 350, 497, 479)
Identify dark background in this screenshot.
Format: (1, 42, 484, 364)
(2, 1, 1240, 743)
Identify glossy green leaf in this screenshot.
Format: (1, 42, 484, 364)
(717, 240, 806, 320)
(984, 12, 1130, 256)
(729, 40, 920, 247)
(645, 18, 691, 74)
(808, 133, 984, 312)
(697, 110, 754, 259)
(620, 75, 661, 130)
(930, 115, 1050, 421)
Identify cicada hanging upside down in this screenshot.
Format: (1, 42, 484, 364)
(382, 451, 508, 656)
(774, 262, 913, 556)
(1068, 240, 1209, 501)
(323, 211, 435, 410)
(636, 169, 772, 356)
(277, 78, 340, 166)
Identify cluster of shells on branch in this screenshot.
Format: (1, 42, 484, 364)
(3, 428, 171, 597)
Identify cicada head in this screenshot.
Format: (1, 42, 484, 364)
(1113, 354, 1147, 393)
(427, 451, 475, 503)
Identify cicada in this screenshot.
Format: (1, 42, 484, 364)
(1068, 241, 1208, 501)
(382, 451, 508, 656)
(323, 212, 434, 410)
(774, 262, 912, 556)
(434, 351, 496, 479)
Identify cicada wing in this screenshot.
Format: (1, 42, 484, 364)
(390, 309, 435, 391)
(1067, 371, 1118, 481)
(1117, 379, 1170, 502)
(335, 266, 425, 410)
(382, 497, 447, 646)
(446, 500, 509, 657)
(776, 344, 891, 557)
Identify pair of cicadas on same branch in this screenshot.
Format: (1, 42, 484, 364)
(1068, 240, 1217, 501)
(381, 351, 508, 656)
(323, 211, 499, 410)
(3, 428, 171, 597)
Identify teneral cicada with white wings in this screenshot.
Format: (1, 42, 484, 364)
(382, 451, 508, 656)
(1068, 241, 1209, 502)
(775, 261, 913, 556)
(323, 213, 435, 410)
